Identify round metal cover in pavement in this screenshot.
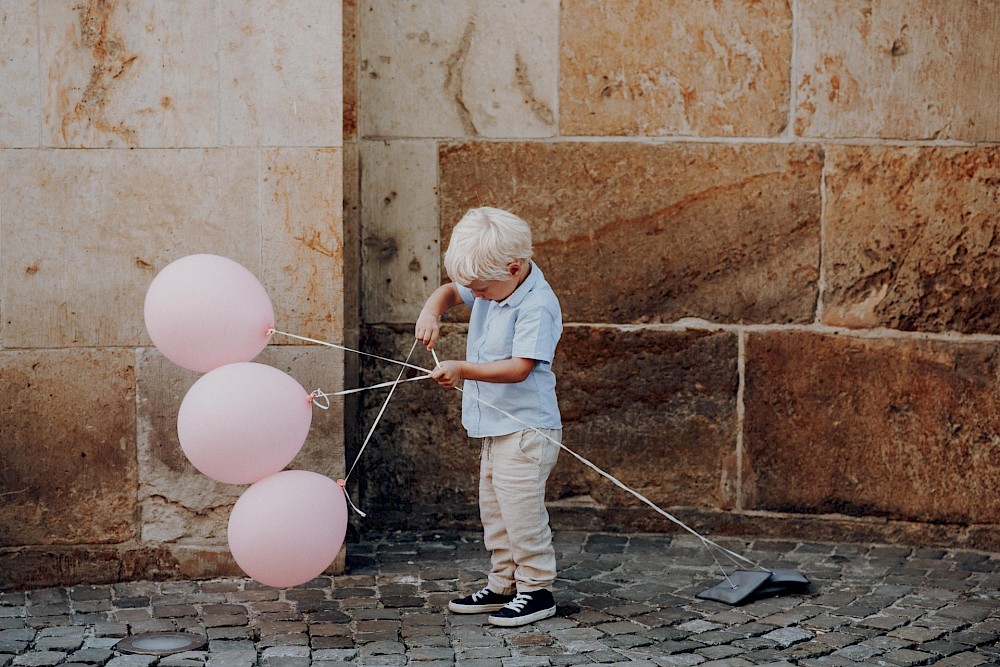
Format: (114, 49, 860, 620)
(115, 632, 206, 656)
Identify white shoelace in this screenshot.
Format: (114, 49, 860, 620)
(470, 587, 492, 602)
(503, 593, 532, 612)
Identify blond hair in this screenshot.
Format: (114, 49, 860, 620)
(444, 207, 533, 285)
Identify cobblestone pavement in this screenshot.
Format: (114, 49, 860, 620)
(1, 531, 998, 667)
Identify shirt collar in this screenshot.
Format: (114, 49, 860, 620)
(497, 261, 541, 308)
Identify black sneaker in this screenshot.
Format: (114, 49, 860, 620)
(487, 589, 556, 627)
(448, 586, 516, 614)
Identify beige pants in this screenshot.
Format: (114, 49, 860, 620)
(479, 428, 561, 594)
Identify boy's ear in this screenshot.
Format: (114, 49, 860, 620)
(508, 259, 527, 277)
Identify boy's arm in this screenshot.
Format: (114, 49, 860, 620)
(415, 282, 464, 350)
(432, 357, 535, 389)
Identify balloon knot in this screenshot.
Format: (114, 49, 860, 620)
(265, 327, 276, 336)
(336, 479, 346, 488)
(308, 389, 330, 410)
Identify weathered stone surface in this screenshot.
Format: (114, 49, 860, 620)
(0, 547, 132, 590)
(0, 148, 259, 348)
(342, 142, 363, 480)
(219, 1, 341, 147)
(439, 141, 822, 324)
(361, 140, 439, 324)
(795, 0, 1000, 140)
(0, 0, 40, 147)
(743, 331, 1000, 524)
(357, 325, 468, 517)
(343, 143, 361, 339)
(822, 145, 1000, 334)
(136, 346, 344, 545)
(160, 546, 242, 582)
(357, 325, 737, 520)
(358, 0, 558, 138)
(135, 351, 240, 545)
(0, 538, 243, 589)
(343, 0, 357, 140)
(561, 0, 792, 137)
(39, 1, 218, 148)
(0, 349, 136, 546)
(262, 147, 345, 341)
(554, 327, 738, 510)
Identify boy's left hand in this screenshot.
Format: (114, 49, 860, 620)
(431, 360, 465, 389)
(415, 310, 441, 350)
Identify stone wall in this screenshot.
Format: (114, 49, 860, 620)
(349, 0, 1000, 549)
(0, 1, 347, 589)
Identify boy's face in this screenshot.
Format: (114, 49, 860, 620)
(466, 261, 528, 301)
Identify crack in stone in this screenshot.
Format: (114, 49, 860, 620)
(443, 20, 477, 136)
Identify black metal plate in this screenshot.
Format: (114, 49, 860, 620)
(767, 568, 810, 586)
(695, 569, 772, 605)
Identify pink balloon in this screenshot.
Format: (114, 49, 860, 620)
(228, 471, 347, 588)
(144, 254, 275, 372)
(177, 362, 312, 484)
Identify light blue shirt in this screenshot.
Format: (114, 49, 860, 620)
(456, 262, 562, 437)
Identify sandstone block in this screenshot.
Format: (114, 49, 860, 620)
(261, 147, 345, 341)
(360, 141, 439, 324)
(358, 0, 558, 138)
(795, 0, 1000, 140)
(743, 331, 1000, 525)
(220, 1, 341, 147)
(0, 349, 137, 546)
(0, 148, 259, 348)
(561, 0, 792, 137)
(439, 141, 822, 324)
(822, 145, 1000, 334)
(553, 327, 738, 509)
(0, 1, 40, 147)
(39, 0, 218, 148)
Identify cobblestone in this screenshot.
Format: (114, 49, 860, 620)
(0, 532, 996, 665)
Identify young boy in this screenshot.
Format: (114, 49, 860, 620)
(415, 207, 563, 627)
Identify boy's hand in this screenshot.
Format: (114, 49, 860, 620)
(415, 310, 441, 350)
(431, 360, 465, 389)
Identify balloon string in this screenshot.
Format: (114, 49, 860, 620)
(336, 479, 366, 517)
(309, 375, 432, 404)
(339, 340, 419, 515)
(271, 329, 761, 572)
(269, 329, 432, 375)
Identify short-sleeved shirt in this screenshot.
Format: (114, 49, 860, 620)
(456, 261, 562, 438)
